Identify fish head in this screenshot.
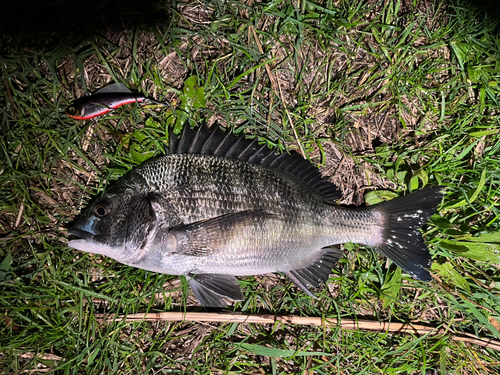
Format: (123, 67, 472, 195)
(68, 178, 160, 264)
(65, 104, 85, 119)
(68, 193, 129, 259)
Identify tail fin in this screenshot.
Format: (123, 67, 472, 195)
(374, 186, 444, 281)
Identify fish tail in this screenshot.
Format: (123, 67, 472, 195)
(373, 186, 444, 281)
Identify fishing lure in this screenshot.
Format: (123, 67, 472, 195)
(66, 83, 164, 120)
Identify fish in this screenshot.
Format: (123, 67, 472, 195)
(67, 125, 444, 307)
(66, 83, 164, 120)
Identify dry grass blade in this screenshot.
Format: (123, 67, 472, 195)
(14, 200, 24, 229)
(249, 25, 306, 158)
(18, 353, 63, 361)
(95, 312, 500, 352)
(249, 25, 277, 89)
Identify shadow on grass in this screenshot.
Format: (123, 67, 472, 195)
(464, 0, 500, 19)
(1, 0, 498, 50)
(1, 0, 172, 47)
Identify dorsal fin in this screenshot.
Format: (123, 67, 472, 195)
(95, 83, 132, 94)
(169, 125, 341, 202)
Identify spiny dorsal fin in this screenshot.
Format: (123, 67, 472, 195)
(169, 125, 341, 202)
(95, 83, 132, 94)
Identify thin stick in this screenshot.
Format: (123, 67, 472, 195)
(249, 26, 306, 158)
(249, 26, 277, 89)
(14, 200, 24, 229)
(18, 353, 62, 361)
(276, 75, 307, 158)
(95, 312, 500, 352)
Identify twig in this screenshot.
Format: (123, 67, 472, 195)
(249, 26, 306, 158)
(331, 155, 346, 179)
(23, 369, 53, 373)
(276, 75, 307, 158)
(18, 353, 62, 361)
(82, 123, 96, 152)
(249, 26, 277, 89)
(14, 200, 24, 229)
(95, 312, 500, 352)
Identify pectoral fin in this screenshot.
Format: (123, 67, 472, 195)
(286, 248, 342, 297)
(188, 274, 244, 308)
(169, 210, 275, 257)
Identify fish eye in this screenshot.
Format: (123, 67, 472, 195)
(93, 200, 112, 218)
(66, 105, 83, 117)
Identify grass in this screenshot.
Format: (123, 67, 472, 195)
(1, 0, 500, 373)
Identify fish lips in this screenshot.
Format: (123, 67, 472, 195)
(67, 227, 94, 251)
(67, 226, 121, 259)
(68, 227, 94, 241)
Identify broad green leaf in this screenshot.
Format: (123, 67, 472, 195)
(467, 65, 481, 83)
(192, 86, 206, 108)
(397, 170, 408, 183)
(145, 116, 161, 128)
(409, 175, 419, 191)
(430, 215, 452, 230)
(462, 298, 500, 340)
(469, 128, 500, 137)
(375, 143, 390, 159)
(381, 268, 402, 308)
(179, 76, 206, 110)
(239, 343, 332, 358)
(173, 76, 206, 132)
(0, 253, 13, 281)
(462, 232, 500, 243)
(457, 242, 500, 263)
(88, 348, 100, 367)
(449, 41, 467, 70)
(409, 169, 428, 192)
(173, 114, 188, 134)
(431, 262, 470, 293)
(129, 142, 155, 164)
(438, 240, 469, 253)
(240, 344, 294, 358)
(439, 238, 500, 263)
(133, 129, 148, 142)
(364, 190, 399, 205)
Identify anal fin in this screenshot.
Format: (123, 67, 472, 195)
(188, 274, 244, 308)
(286, 248, 342, 297)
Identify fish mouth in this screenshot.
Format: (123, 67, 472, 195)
(67, 227, 96, 251)
(67, 226, 119, 257)
(67, 227, 95, 241)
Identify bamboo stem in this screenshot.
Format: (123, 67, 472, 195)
(95, 312, 500, 352)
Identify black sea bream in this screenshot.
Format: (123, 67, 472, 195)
(68, 125, 443, 307)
